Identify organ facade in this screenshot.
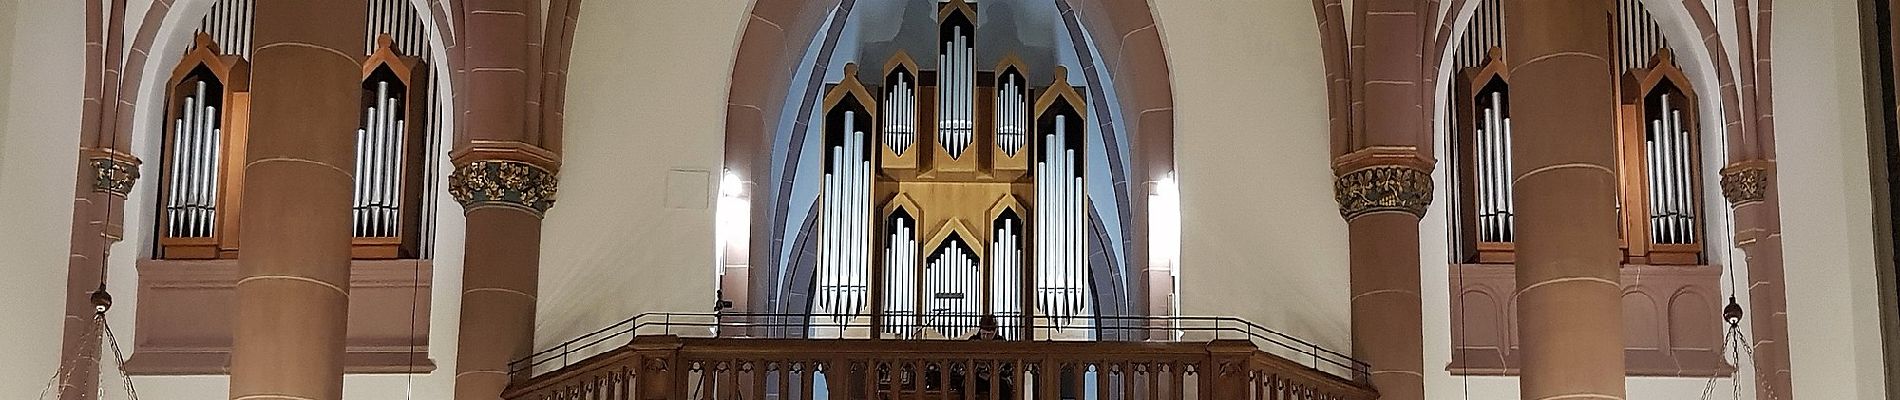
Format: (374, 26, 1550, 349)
(810, 0, 1093, 341)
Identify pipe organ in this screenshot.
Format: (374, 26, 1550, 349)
(811, 0, 1093, 340)
(1452, 0, 1704, 265)
(351, 37, 431, 259)
(157, 0, 436, 260)
(937, 16, 977, 160)
(1644, 94, 1695, 245)
(166, 80, 227, 240)
(1472, 88, 1514, 244)
(156, 35, 250, 259)
(1619, 52, 1704, 264)
(813, 111, 874, 330)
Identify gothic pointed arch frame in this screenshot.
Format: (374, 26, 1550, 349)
(725, 1, 1177, 329)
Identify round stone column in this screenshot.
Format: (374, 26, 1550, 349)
(1502, 1, 1627, 399)
(448, 148, 558, 400)
(227, 2, 366, 399)
(1721, 160, 1794, 399)
(1334, 151, 1432, 400)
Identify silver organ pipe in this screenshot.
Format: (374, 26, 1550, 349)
(353, 81, 407, 238)
(883, 216, 918, 338)
(1035, 115, 1089, 328)
(197, 0, 255, 58)
(996, 74, 1026, 156)
(167, 81, 223, 238)
(990, 217, 1023, 339)
(884, 72, 916, 156)
(926, 238, 980, 338)
(817, 112, 872, 328)
(1646, 97, 1695, 244)
(1475, 90, 1515, 242)
(938, 26, 974, 159)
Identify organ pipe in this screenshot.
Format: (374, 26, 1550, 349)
(1034, 115, 1089, 328)
(1474, 89, 1515, 243)
(883, 215, 918, 338)
(166, 81, 223, 239)
(996, 73, 1026, 156)
(990, 216, 1024, 339)
(926, 237, 980, 338)
(818, 111, 872, 328)
(1646, 96, 1696, 245)
(353, 80, 408, 238)
(884, 72, 916, 156)
(938, 26, 974, 159)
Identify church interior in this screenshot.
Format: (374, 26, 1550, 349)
(0, 0, 1897, 399)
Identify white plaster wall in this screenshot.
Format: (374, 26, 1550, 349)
(0, 0, 85, 396)
(1774, 0, 1887, 398)
(1151, 0, 1353, 352)
(534, 0, 749, 349)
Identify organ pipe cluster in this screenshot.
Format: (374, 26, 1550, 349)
(924, 236, 983, 338)
(353, 80, 408, 238)
(1035, 115, 1090, 327)
(882, 214, 919, 337)
(811, 0, 1093, 339)
(988, 215, 1025, 339)
(165, 81, 224, 238)
(175, 0, 441, 258)
(995, 72, 1027, 156)
(937, 25, 976, 159)
(883, 71, 917, 156)
(814, 111, 874, 326)
(1474, 90, 1515, 243)
(1646, 96, 1696, 244)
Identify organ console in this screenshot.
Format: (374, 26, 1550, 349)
(811, 0, 1093, 340)
(1452, 0, 1705, 265)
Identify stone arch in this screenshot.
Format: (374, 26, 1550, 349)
(724, 0, 1176, 323)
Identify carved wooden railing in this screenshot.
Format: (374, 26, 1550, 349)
(502, 314, 1377, 400)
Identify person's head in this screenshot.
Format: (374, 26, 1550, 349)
(978, 315, 999, 333)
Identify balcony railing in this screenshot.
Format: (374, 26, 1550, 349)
(503, 313, 1377, 400)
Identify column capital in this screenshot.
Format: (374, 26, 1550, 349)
(449, 159, 559, 216)
(1720, 160, 1773, 208)
(1333, 147, 1433, 222)
(82, 147, 140, 197)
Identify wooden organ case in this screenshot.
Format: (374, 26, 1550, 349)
(155, 34, 429, 260)
(811, 0, 1094, 341)
(1453, 52, 1705, 266)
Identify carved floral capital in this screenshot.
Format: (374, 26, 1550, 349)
(1719, 163, 1770, 207)
(1334, 165, 1433, 221)
(89, 156, 139, 197)
(448, 160, 558, 215)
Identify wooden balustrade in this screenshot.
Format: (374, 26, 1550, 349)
(503, 336, 1377, 400)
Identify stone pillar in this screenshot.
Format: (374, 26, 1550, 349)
(448, 1, 565, 397)
(1331, 0, 1430, 397)
(56, 0, 137, 396)
(1502, 1, 1627, 399)
(1721, 161, 1794, 399)
(227, 2, 365, 399)
(449, 148, 559, 399)
(57, 152, 138, 400)
(1334, 150, 1431, 400)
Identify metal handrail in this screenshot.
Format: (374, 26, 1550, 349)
(510, 312, 1370, 383)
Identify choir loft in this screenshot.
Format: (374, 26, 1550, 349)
(0, 0, 1887, 400)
